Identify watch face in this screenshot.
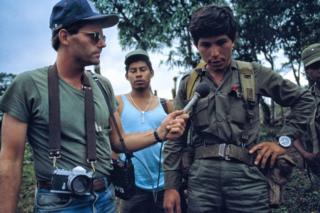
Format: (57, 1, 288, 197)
(279, 136, 292, 148)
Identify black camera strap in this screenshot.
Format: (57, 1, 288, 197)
(47, 65, 97, 169)
(90, 71, 132, 161)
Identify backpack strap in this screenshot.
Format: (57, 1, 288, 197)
(237, 60, 256, 104)
(115, 95, 124, 116)
(160, 98, 169, 114)
(186, 60, 206, 100)
(236, 60, 257, 146)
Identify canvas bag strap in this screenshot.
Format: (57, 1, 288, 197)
(186, 60, 206, 100)
(236, 60, 256, 146)
(47, 66, 97, 167)
(160, 98, 168, 114)
(90, 72, 132, 160)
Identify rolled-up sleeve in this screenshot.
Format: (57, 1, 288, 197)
(255, 63, 315, 138)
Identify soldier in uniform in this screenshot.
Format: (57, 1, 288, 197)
(163, 4, 314, 213)
(294, 43, 320, 176)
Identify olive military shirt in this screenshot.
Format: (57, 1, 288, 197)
(0, 67, 117, 181)
(309, 84, 320, 153)
(163, 60, 314, 189)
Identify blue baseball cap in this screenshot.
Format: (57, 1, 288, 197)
(50, 0, 119, 31)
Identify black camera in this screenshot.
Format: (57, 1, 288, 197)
(51, 166, 93, 195)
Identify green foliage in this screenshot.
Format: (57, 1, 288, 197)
(232, 0, 320, 86)
(0, 72, 15, 96)
(231, 0, 282, 67)
(273, 169, 320, 213)
(94, 0, 320, 83)
(17, 144, 35, 213)
(0, 72, 16, 124)
(93, 0, 226, 69)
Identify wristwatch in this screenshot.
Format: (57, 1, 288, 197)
(278, 136, 292, 148)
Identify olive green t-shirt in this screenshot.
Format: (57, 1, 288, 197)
(0, 67, 116, 181)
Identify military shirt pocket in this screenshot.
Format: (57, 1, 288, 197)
(192, 97, 210, 130)
(229, 96, 247, 125)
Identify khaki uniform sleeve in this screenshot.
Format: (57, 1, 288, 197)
(255, 63, 315, 138)
(163, 75, 189, 189)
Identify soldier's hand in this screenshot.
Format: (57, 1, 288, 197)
(163, 189, 181, 213)
(249, 142, 286, 168)
(302, 152, 320, 162)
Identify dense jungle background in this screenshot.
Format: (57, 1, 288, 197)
(1, 0, 320, 212)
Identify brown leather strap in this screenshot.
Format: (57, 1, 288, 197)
(194, 143, 255, 166)
(82, 74, 96, 162)
(48, 65, 61, 158)
(90, 72, 133, 161)
(47, 67, 96, 162)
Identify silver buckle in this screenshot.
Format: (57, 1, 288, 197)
(218, 143, 230, 160)
(87, 159, 97, 172)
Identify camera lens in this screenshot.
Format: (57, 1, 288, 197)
(68, 175, 92, 195)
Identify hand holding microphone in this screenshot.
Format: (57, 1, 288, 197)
(158, 83, 210, 140)
(183, 82, 210, 113)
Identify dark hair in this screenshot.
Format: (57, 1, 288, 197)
(125, 55, 154, 74)
(51, 21, 87, 51)
(189, 5, 237, 45)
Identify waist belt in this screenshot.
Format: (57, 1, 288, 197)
(37, 176, 111, 192)
(194, 143, 255, 166)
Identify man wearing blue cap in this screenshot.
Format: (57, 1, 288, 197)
(0, 0, 188, 212)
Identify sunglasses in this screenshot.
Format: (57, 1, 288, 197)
(78, 31, 106, 43)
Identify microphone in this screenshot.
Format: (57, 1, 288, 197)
(183, 82, 210, 112)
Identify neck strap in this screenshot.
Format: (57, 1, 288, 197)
(47, 65, 97, 168)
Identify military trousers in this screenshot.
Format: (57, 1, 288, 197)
(187, 158, 270, 213)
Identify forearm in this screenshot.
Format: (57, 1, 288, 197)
(110, 110, 165, 152)
(111, 110, 188, 152)
(0, 113, 27, 212)
(293, 139, 314, 160)
(122, 130, 157, 152)
(0, 159, 23, 212)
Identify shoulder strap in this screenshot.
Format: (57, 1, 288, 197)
(90, 72, 132, 160)
(115, 95, 124, 115)
(237, 60, 256, 104)
(48, 66, 97, 168)
(186, 60, 206, 100)
(48, 65, 61, 159)
(160, 98, 169, 114)
(236, 60, 257, 146)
